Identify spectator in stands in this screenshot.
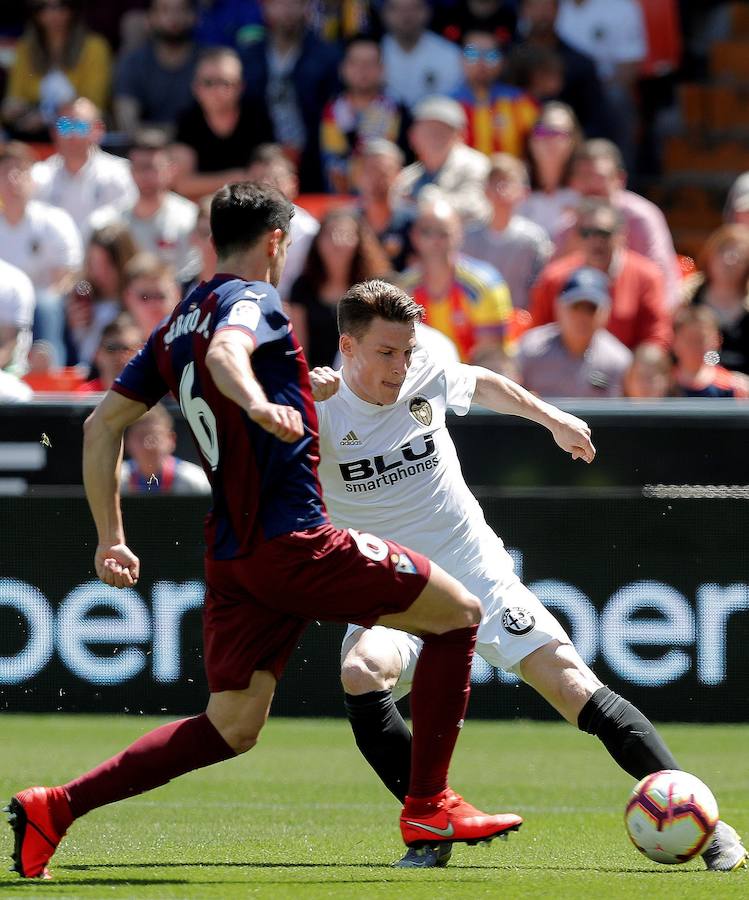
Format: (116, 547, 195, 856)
(76, 313, 142, 392)
(83, 0, 150, 52)
(724, 172, 749, 227)
(194, 0, 263, 48)
(313, 0, 380, 43)
(463, 153, 552, 310)
(2, 0, 111, 140)
(380, 0, 463, 109)
(505, 44, 565, 104)
(245, 142, 320, 302)
(400, 190, 512, 370)
(683, 225, 749, 376)
(320, 34, 410, 194)
(122, 252, 181, 340)
(433, 0, 518, 46)
(507, 0, 611, 139)
(564, 140, 680, 308)
(114, 0, 200, 135)
(671, 305, 749, 399)
(31, 97, 137, 238)
(289, 207, 390, 367)
(240, 0, 340, 192)
(353, 138, 414, 272)
(392, 95, 491, 226)
(0, 142, 83, 366)
(517, 101, 580, 241)
(121, 402, 211, 494)
(623, 342, 672, 399)
(182, 195, 215, 295)
(518, 266, 631, 397)
(66, 223, 138, 369)
(91, 130, 199, 283)
(171, 46, 273, 199)
(531, 198, 671, 350)
(452, 29, 538, 159)
(0, 259, 36, 377)
(555, 0, 647, 169)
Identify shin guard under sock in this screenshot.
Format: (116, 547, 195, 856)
(578, 686, 679, 780)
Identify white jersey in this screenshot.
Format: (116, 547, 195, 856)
(316, 349, 515, 588)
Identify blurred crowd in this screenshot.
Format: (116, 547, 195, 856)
(1, 0, 748, 426)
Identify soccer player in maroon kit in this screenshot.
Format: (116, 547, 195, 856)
(6, 183, 522, 879)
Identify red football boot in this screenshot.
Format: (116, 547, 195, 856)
(5, 787, 71, 878)
(400, 789, 522, 848)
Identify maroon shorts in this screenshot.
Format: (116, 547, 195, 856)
(203, 523, 430, 692)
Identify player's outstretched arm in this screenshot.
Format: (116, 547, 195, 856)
(206, 329, 304, 443)
(471, 367, 596, 463)
(309, 366, 341, 401)
(83, 390, 147, 588)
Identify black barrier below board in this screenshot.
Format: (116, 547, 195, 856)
(0, 496, 747, 721)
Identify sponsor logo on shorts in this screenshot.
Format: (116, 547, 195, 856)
(391, 552, 418, 575)
(409, 396, 433, 426)
(502, 607, 536, 636)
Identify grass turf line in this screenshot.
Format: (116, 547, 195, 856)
(0, 716, 746, 898)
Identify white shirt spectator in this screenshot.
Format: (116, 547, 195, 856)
(0, 200, 83, 290)
(382, 31, 463, 109)
(32, 147, 137, 240)
(277, 203, 321, 303)
(0, 370, 32, 403)
(0, 259, 35, 374)
(555, 0, 647, 82)
(392, 143, 491, 226)
(91, 192, 199, 282)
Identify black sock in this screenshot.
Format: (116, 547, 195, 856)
(578, 686, 679, 781)
(344, 690, 411, 802)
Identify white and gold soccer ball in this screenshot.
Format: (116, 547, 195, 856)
(625, 770, 719, 864)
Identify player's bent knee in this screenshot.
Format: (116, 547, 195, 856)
(341, 652, 397, 695)
(220, 723, 262, 754)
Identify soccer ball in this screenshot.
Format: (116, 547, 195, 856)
(624, 770, 719, 864)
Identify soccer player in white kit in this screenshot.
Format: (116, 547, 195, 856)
(310, 279, 747, 871)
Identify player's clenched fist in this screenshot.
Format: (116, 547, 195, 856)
(549, 411, 596, 464)
(95, 543, 140, 589)
(248, 401, 304, 442)
(309, 366, 341, 401)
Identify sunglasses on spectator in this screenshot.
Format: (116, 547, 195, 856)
(463, 45, 502, 64)
(198, 77, 240, 89)
(32, 0, 71, 10)
(103, 342, 140, 353)
(578, 226, 617, 239)
(55, 117, 92, 137)
(531, 124, 572, 139)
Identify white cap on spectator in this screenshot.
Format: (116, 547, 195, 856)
(412, 95, 466, 131)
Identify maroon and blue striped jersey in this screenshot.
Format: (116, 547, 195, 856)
(113, 274, 328, 559)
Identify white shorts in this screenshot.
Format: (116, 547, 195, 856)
(341, 573, 570, 702)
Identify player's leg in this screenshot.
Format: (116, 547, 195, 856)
(6, 674, 273, 879)
(341, 626, 413, 802)
(519, 639, 747, 871)
(7, 575, 300, 880)
(376, 562, 523, 847)
(519, 640, 681, 775)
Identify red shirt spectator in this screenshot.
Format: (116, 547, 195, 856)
(530, 199, 671, 350)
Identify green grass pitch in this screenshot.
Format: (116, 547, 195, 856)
(0, 716, 746, 898)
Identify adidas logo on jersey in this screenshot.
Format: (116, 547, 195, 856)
(339, 430, 362, 447)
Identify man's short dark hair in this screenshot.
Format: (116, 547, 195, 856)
(338, 279, 424, 338)
(210, 182, 294, 257)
